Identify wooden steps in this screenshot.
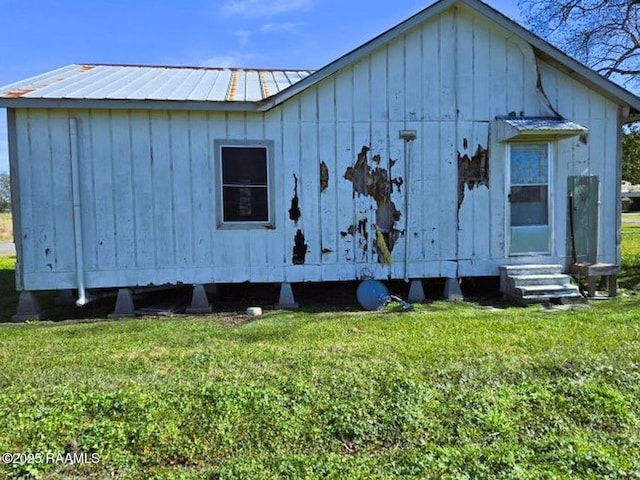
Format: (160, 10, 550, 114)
(499, 265, 584, 306)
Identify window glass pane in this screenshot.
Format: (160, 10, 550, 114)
(223, 186, 269, 222)
(510, 144, 548, 185)
(222, 147, 267, 185)
(510, 186, 548, 226)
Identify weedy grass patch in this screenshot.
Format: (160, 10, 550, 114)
(0, 229, 638, 478)
(620, 223, 640, 290)
(0, 212, 12, 243)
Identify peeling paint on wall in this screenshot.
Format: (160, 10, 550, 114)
(320, 161, 329, 192)
(344, 146, 371, 196)
(458, 144, 489, 208)
(341, 218, 369, 258)
(288, 173, 301, 223)
(340, 219, 369, 241)
(344, 145, 405, 264)
(292, 229, 308, 264)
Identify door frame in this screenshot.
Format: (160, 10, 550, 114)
(506, 141, 553, 256)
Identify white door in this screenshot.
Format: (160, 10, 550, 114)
(508, 143, 551, 255)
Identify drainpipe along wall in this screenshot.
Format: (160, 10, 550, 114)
(69, 117, 88, 306)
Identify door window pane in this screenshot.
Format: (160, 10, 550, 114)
(510, 144, 548, 185)
(510, 185, 548, 226)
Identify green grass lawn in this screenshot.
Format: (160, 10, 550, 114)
(0, 231, 639, 479)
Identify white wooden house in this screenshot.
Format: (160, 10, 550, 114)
(1, 0, 639, 317)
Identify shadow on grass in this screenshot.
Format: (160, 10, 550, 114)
(0, 255, 20, 321)
(3, 255, 625, 325)
(619, 263, 640, 291)
(0, 261, 522, 325)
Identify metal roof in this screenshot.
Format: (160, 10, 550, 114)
(0, 64, 313, 103)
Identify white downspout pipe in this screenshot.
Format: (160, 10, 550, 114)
(69, 118, 87, 306)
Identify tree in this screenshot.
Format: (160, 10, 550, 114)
(0, 173, 10, 212)
(518, 0, 640, 86)
(623, 125, 640, 184)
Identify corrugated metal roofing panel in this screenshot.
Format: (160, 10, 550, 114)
(0, 64, 313, 103)
(166, 69, 208, 101)
(186, 69, 222, 101)
(81, 66, 148, 99)
(104, 67, 165, 99)
(503, 117, 587, 132)
(146, 69, 197, 100)
(51, 65, 126, 99)
(244, 71, 263, 102)
(495, 116, 588, 142)
(259, 71, 277, 98)
(272, 71, 294, 92)
(207, 70, 232, 101)
(0, 64, 79, 98)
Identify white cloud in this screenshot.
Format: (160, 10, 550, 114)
(220, 0, 314, 18)
(260, 21, 305, 33)
(234, 30, 252, 47)
(199, 52, 258, 68)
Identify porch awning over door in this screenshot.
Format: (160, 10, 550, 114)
(494, 117, 587, 142)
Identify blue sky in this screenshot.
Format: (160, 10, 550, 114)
(0, 0, 521, 174)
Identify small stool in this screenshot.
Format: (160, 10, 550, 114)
(569, 263, 619, 298)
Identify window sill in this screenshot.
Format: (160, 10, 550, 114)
(217, 222, 276, 230)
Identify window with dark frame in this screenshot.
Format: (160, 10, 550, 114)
(220, 145, 270, 223)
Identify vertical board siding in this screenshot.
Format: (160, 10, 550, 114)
(14, 5, 624, 291)
(91, 111, 117, 271)
(129, 110, 155, 272)
(299, 90, 321, 269)
(149, 111, 174, 270)
(27, 111, 56, 275)
(281, 97, 303, 280)
(264, 109, 286, 276)
(169, 112, 194, 269)
(48, 111, 75, 277)
(110, 112, 135, 271)
(318, 80, 338, 267)
(188, 112, 212, 270)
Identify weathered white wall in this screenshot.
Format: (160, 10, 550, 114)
(10, 4, 623, 291)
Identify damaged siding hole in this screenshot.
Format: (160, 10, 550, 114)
(344, 146, 404, 264)
(288, 173, 301, 223)
(292, 229, 308, 264)
(341, 218, 369, 260)
(320, 161, 329, 192)
(458, 144, 489, 209)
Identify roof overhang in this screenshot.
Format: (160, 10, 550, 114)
(0, 97, 263, 112)
(494, 117, 588, 142)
